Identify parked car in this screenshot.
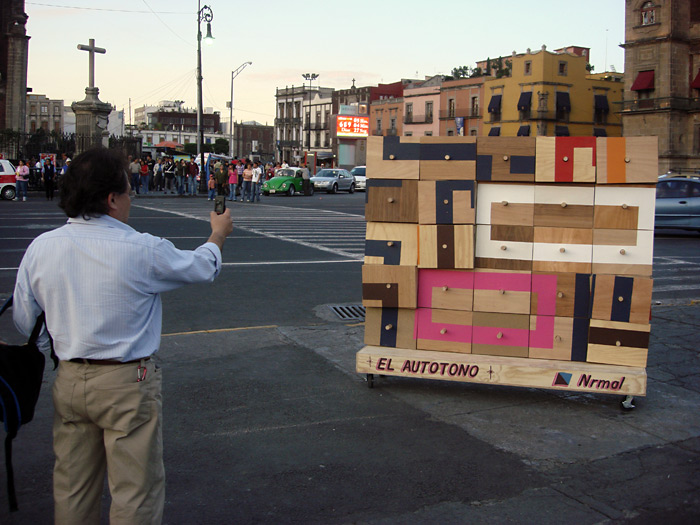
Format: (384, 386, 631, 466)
(351, 165, 366, 191)
(311, 168, 355, 194)
(655, 175, 700, 232)
(0, 159, 17, 200)
(262, 167, 312, 196)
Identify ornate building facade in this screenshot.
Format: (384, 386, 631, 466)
(0, 0, 29, 133)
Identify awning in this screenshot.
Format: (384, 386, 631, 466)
(517, 92, 532, 112)
(691, 70, 700, 89)
(594, 95, 610, 112)
(555, 125, 570, 137)
(488, 95, 502, 113)
(631, 70, 655, 91)
(488, 127, 501, 136)
(316, 152, 335, 159)
(556, 92, 571, 112)
(517, 125, 530, 136)
(593, 128, 607, 137)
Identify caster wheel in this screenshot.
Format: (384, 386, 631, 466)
(621, 395, 636, 410)
(366, 374, 374, 389)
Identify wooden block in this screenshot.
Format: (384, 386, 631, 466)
(536, 137, 597, 183)
(418, 224, 474, 269)
(596, 137, 659, 184)
(366, 135, 420, 180)
(476, 136, 537, 182)
(591, 275, 652, 324)
(364, 307, 416, 349)
(365, 222, 418, 266)
(472, 312, 529, 357)
(362, 264, 417, 309)
(529, 316, 574, 361)
(592, 229, 654, 276)
(532, 227, 593, 273)
(593, 186, 656, 230)
(587, 319, 650, 367)
(415, 308, 473, 353)
(418, 180, 476, 224)
(365, 179, 418, 223)
(418, 136, 477, 180)
(473, 269, 531, 314)
(356, 345, 646, 395)
(417, 269, 474, 311)
(531, 272, 592, 318)
(533, 184, 595, 228)
(475, 224, 533, 271)
(476, 183, 535, 226)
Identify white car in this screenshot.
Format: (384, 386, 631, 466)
(0, 159, 17, 200)
(351, 165, 366, 191)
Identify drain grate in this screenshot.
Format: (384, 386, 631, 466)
(329, 304, 366, 322)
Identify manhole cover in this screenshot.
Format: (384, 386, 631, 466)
(329, 304, 365, 322)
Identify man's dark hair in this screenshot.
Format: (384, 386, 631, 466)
(59, 147, 128, 219)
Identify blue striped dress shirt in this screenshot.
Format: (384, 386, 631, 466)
(13, 214, 222, 361)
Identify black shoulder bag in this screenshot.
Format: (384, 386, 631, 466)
(0, 296, 56, 512)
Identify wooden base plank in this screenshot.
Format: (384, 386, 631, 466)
(356, 346, 646, 395)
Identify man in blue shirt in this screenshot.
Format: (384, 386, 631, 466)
(13, 147, 233, 524)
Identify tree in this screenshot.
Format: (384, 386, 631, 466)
(213, 138, 229, 155)
(451, 65, 471, 79)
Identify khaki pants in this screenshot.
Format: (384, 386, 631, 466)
(52, 359, 164, 525)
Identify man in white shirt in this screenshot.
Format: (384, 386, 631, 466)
(13, 147, 233, 524)
(251, 161, 262, 203)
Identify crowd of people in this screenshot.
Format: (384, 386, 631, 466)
(12, 153, 71, 202)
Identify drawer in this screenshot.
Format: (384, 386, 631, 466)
(476, 183, 535, 226)
(419, 136, 477, 180)
(471, 312, 529, 357)
(366, 135, 420, 180)
(415, 308, 473, 353)
(365, 179, 418, 223)
(475, 224, 533, 271)
(587, 319, 650, 367)
(590, 274, 652, 324)
(362, 264, 417, 309)
(417, 269, 474, 311)
(593, 186, 656, 230)
(531, 272, 591, 318)
(418, 180, 476, 225)
(365, 222, 418, 266)
(591, 229, 654, 276)
(528, 316, 591, 362)
(536, 136, 597, 183)
(596, 137, 658, 184)
(475, 136, 536, 182)
(364, 307, 416, 349)
(472, 269, 531, 314)
(418, 224, 474, 269)
(531, 227, 593, 273)
(533, 184, 595, 228)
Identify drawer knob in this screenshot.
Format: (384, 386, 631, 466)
(444, 154, 451, 161)
(384, 324, 393, 331)
(386, 283, 392, 289)
(619, 248, 626, 255)
(563, 156, 569, 162)
(496, 332, 504, 339)
(440, 328, 447, 335)
(557, 291, 564, 298)
(555, 335, 562, 342)
(389, 154, 396, 160)
(387, 197, 395, 203)
(559, 247, 566, 253)
(500, 245, 508, 251)
(561, 202, 567, 208)
(624, 157, 631, 163)
(387, 241, 394, 247)
(616, 340, 622, 347)
(618, 296, 624, 302)
(503, 155, 509, 161)
(621, 203, 628, 209)
(499, 289, 505, 295)
(442, 244, 449, 249)
(443, 199, 449, 205)
(501, 200, 509, 206)
(442, 286, 449, 292)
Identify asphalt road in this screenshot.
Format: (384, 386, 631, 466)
(0, 192, 699, 524)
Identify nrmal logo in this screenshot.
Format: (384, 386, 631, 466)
(553, 372, 626, 391)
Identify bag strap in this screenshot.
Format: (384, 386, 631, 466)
(0, 295, 12, 317)
(5, 434, 18, 511)
(1, 296, 58, 370)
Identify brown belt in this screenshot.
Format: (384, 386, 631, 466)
(69, 357, 150, 366)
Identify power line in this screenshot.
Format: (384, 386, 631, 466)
(25, 2, 189, 14)
(140, 0, 193, 47)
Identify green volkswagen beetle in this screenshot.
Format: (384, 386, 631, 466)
(262, 167, 313, 196)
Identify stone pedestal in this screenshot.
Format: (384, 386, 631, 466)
(71, 87, 111, 154)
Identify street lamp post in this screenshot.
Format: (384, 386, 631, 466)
(197, 1, 214, 192)
(229, 61, 252, 158)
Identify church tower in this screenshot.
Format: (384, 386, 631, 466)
(0, 0, 29, 133)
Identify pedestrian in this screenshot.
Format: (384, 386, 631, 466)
(153, 158, 164, 192)
(15, 159, 29, 201)
(164, 157, 175, 193)
(188, 159, 199, 196)
(43, 157, 56, 200)
(176, 159, 187, 196)
(252, 161, 262, 202)
(235, 160, 245, 199)
(129, 157, 141, 194)
(11, 147, 233, 523)
(242, 162, 253, 202)
(227, 162, 237, 202)
(207, 172, 216, 200)
(214, 160, 227, 196)
(140, 160, 149, 195)
(146, 155, 155, 192)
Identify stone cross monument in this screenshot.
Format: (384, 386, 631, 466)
(71, 38, 112, 154)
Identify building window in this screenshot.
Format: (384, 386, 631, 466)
(30, 104, 37, 115)
(147, 134, 153, 143)
(594, 95, 609, 125)
(558, 61, 568, 76)
(424, 131, 432, 136)
(54, 106, 61, 115)
(556, 92, 571, 121)
(390, 118, 396, 132)
(41, 105, 48, 114)
(376, 119, 382, 133)
(405, 132, 413, 137)
(641, 1, 656, 25)
(448, 98, 456, 118)
(425, 101, 433, 121)
(524, 61, 532, 76)
(160, 135, 166, 142)
(54, 122, 61, 133)
(470, 129, 477, 136)
(447, 130, 454, 136)
(471, 96, 479, 117)
(406, 103, 413, 123)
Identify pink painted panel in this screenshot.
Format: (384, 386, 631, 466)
(472, 326, 529, 347)
(414, 308, 473, 343)
(530, 273, 558, 316)
(417, 269, 475, 308)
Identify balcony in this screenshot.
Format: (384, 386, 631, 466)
(439, 107, 480, 119)
(372, 129, 383, 136)
(620, 97, 700, 113)
(278, 140, 301, 148)
(404, 114, 433, 124)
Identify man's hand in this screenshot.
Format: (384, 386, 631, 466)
(207, 209, 233, 251)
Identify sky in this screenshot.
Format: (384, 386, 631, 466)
(24, 0, 626, 127)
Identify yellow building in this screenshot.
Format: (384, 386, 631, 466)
(482, 46, 624, 137)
